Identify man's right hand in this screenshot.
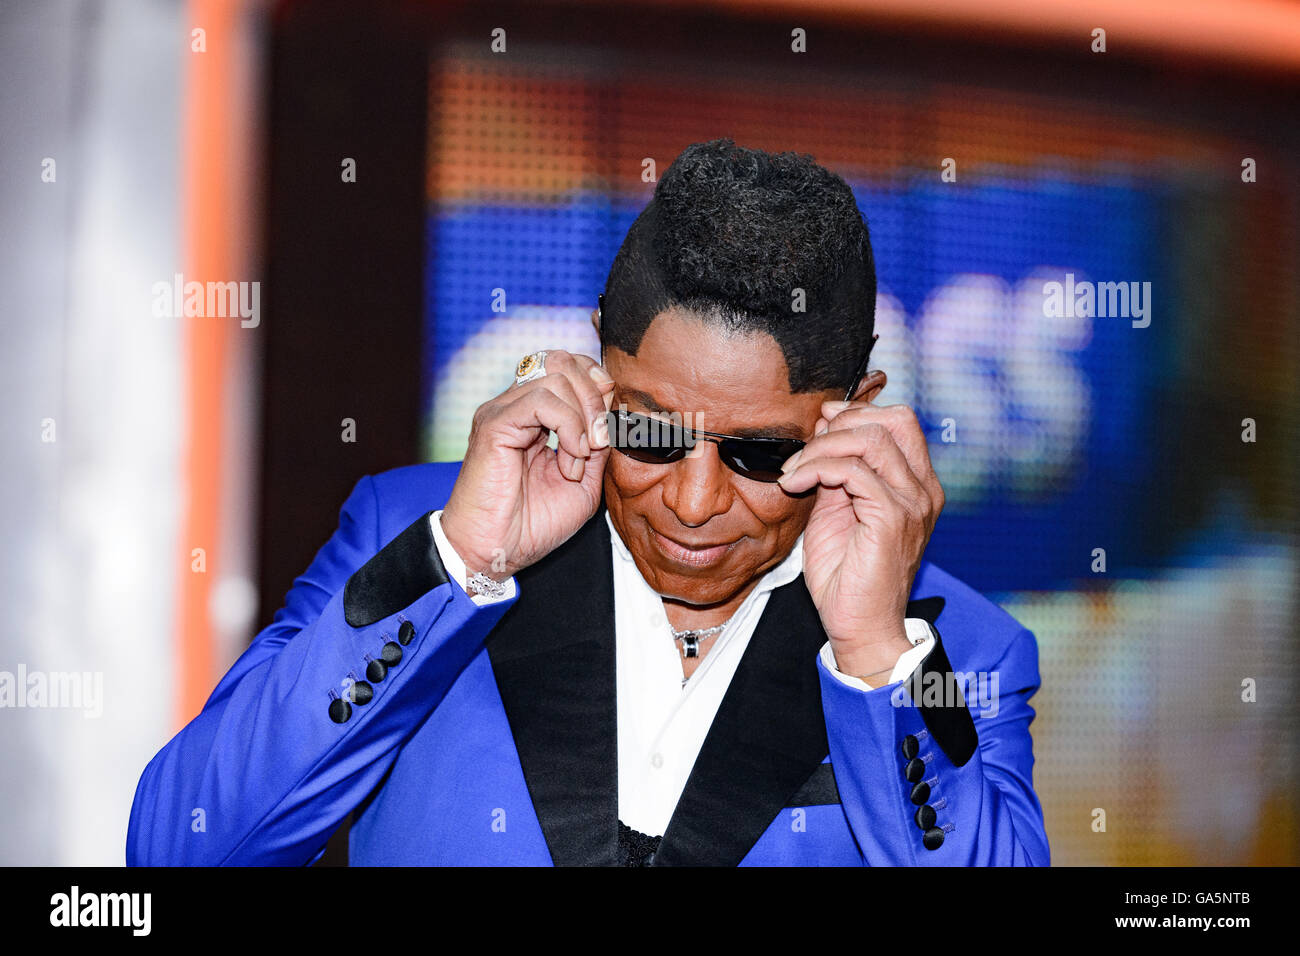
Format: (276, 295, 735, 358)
(440, 349, 615, 582)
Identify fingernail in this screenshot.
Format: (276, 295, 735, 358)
(579, 433, 590, 457)
(568, 457, 584, 480)
(823, 400, 851, 411)
(781, 450, 803, 474)
(591, 415, 609, 449)
(589, 365, 614, 386)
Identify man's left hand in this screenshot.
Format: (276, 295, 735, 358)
(776, 401, 944, 679)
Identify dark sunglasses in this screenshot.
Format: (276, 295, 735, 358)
(597, 294, 878, 483)
(605, 408, 805, 482)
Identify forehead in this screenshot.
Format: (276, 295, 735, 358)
(606, 308, 824, 437)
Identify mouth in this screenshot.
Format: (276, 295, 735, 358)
(649, 528, 740, 568)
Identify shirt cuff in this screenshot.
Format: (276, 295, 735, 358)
(428, 509, 518, 606)
(820, 619, 936, 691)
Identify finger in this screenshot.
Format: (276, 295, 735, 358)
(821, 402, 939, 495)
(555, 445, 583, 482)
(494, 381, 591, 467)
(563, 349, 613, 390)
(479, 389, 583, 481)
(776, 454, 906, 519)
(530, 350, 614, 449)
(532, 374, 598, 477)
(784, 423, 928, 510)
(525, 373, 616, 482)
(872, 404, 943, 513)
(541, 368, 603, 453)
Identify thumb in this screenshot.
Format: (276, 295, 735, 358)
(580, 442, 611, 491)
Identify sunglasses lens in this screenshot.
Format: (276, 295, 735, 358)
(607, 411, 692, 463)
(719, 440, 804, 483)
(620, 447, 688, 464)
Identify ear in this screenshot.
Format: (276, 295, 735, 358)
(590, 307, 600, 334)
(850, 369, 887, 404)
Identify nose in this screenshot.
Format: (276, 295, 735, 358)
(660, 438, 733, 528)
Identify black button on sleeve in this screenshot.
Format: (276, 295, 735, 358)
(910, 781, 931, 805)
(914, 804, 937, 829)
(381, 641, 403, 665)
(366, 659, 387, 682)
(398, 621, 416, 645)
(901, 735, 919, 760)
(923, 827, 945, 850)
(904, 758, 925, 783)
(349, 681, 374, 705)
(328, 698, 352, 724)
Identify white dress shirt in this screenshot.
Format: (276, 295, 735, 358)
(428, 509, 934, 837)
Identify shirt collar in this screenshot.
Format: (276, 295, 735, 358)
(605, 509, 804, 597)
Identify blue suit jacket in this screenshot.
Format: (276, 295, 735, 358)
(127, 461, 1050, 866)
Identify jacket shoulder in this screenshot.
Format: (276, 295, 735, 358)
(912, 560, 1034, 674)
(363, 461, 465, 544)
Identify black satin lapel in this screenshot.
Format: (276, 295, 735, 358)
(485, 503, 618, 866)
(786, 762, 840, 806)
(653, 575, 831, 867)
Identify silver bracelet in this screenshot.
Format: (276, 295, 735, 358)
(466, 571, 509, 600)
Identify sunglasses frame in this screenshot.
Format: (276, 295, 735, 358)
(605, 407, 805, 482)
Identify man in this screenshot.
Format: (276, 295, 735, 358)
(128, 139, 1049, 866)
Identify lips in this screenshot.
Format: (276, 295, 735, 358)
(650, 528, 739, 568)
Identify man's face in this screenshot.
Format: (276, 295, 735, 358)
(602, 307, 840, 606)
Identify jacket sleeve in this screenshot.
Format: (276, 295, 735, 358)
(819, 625, 1050, 866)
(126, 475, 518, 866)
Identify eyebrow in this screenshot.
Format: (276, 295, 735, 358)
(618, 387, 807, 441)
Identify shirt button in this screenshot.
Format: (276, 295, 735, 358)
(651, 753, 664, 769)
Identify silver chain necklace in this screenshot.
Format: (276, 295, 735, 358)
(670, 619, 731, 659)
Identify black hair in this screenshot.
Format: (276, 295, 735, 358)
(600, 138, 876, 395)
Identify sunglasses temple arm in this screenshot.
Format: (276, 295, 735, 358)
(842, 334, 879, 403)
